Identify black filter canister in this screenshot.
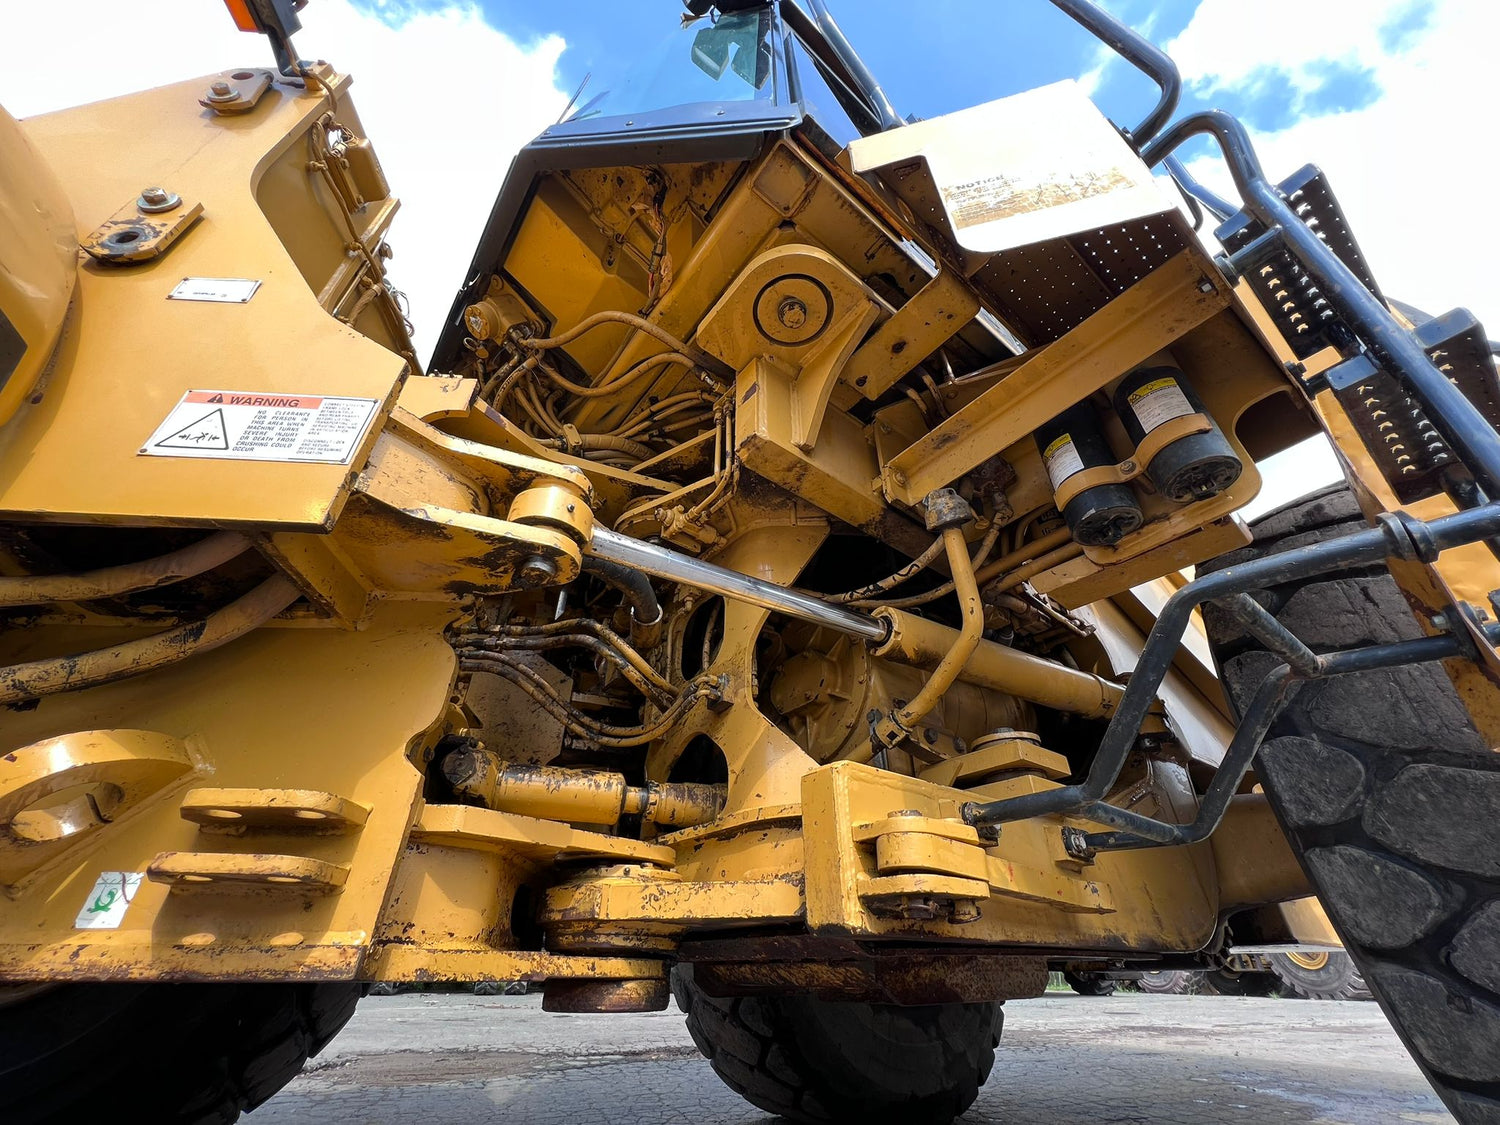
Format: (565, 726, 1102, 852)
(1035, 401, 1143, 547)
(1113, 367, 1243, 503)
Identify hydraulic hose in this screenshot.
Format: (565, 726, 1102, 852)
(522, 310, 729, 380)
(583, 557, 663, 626)
(0, 532, 251, 607)
(884, 526, 983, 737)
(0, 574, 300, 705)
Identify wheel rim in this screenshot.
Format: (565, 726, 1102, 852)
(1287, 951, 1330, 971)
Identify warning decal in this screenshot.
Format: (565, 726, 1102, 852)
(75, 871, 143, 930)
(141, 390, 379, 464)
(1126, 377, 1194, 433)
(1042, 433, 1085, 490)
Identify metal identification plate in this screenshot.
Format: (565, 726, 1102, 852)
(140, 389, 380, 464)
(167, 277, 262, 303)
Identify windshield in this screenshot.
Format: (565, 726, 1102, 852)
(564, 9, 776, 125)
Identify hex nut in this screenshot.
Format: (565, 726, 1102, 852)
(136, 187, 182, 214)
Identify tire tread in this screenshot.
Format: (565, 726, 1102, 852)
(1202, 485, 1499, 1123)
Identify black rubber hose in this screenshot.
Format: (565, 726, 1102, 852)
(583, 557, 663, 626)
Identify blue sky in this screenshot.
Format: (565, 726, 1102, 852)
(4, 0, 1486, 357)
(2, 0, 1490, 514)
(423, 0, 1417, 151)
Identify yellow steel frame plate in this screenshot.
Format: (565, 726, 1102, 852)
(801, 761, 1218, 952)
(881, 248, 1229, 508)
(0, 72, 405, 529)
(0, 602, 454, 982)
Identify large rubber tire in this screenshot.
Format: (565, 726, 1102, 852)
(0, 981, 360, 1124)
(1202, 482, 1500, 1123)
(1063, 970, 1116, 996)
(1199, 967, 1278, 997)
(671, 965, 1002, 1124)
(1135, 969, 1200, 995)
(1268, 951, 1373, 1001)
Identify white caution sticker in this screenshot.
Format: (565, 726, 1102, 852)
(75, 872, 143, 930)
(1042, 433, 1085, 491)
(168, 277, 262, 304)
(140, 390, 379, 464)
(1127, 376, 1194, 433)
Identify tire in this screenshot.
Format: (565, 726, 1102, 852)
(0, 981, 360, 1124)
(1199, 967, 1278, 997)
(1202, 482, 1500, 1123)
(671, 965, 1002, 1124)
(1135, 969, 1199, 995)
(1063, 970, 1116, 996)
(1268, 951, 1373, 1001)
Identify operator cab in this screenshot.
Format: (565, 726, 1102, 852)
(429, 1, 889, 374)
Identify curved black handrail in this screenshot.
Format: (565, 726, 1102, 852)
(1047, 0, 1182, 147)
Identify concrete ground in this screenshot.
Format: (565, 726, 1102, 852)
(255, 992, 1453, 1124)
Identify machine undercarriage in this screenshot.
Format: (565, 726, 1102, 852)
(4, 1, 1500, 1122)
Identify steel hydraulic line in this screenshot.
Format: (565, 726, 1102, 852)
(587, 526, 889, 644)
(878, 525, 983, 741)
(0, 574, 300, 705)
(0, 531, 251, 607)
(1139, 110, 1500, 499)
(962, 501, 1500, 829)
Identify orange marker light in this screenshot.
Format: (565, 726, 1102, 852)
(221, 0, 263, 33)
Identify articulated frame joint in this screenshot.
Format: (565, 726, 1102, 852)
(508, 481, 594, 545)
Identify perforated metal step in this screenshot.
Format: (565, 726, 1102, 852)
(1325, 310, 1500, 503)
(1218, 164, 1383, 359)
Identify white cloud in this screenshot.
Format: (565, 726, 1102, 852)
(1167, 0, 1500, 331)
(1160, 0, 1500, 509)
(0, 0, 568, 364)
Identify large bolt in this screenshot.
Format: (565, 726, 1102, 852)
(520, 554, 559, 585)
(206, 80, 241, 103)
(136, 186, 182, 214)
(776, 296, 808, 330)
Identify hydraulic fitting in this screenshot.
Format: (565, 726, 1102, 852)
(442, 745, 725, 829)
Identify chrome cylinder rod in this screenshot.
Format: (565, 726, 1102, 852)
(587, 527, 889, 644)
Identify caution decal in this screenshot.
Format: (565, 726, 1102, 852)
(140, 389, 379, 464)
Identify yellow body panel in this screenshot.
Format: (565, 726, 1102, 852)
(0, 39, 1488, 1007)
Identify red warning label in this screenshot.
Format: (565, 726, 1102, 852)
(181, 391, 325, 409)
(140, 389, 378, 464)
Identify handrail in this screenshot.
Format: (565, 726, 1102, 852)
(1047, 0, 1182, 147)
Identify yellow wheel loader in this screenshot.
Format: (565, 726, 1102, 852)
(3, 1, 1500, 1122)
